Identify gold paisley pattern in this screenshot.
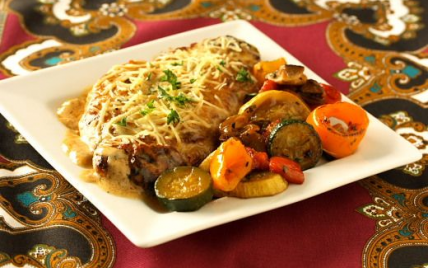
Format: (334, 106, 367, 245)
(1, 244, 84, 268)
(0, 156, 115, 267)
(359, 176, 428, 267)
(358, 112, 427, 267)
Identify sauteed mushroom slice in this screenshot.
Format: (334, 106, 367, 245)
(299, 79, 326, 105)
(266, 64, 307, 86)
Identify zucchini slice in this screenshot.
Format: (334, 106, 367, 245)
(268, 120, 322, 170)
(227, 172, 288, 198)
(155, 166, 213, 212)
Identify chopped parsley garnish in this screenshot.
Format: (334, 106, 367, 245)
(147, 99, 155, 109)
(141, 100, 155, 115)
(236, 68, 251, 82)
(217, 60, 226, 72)
(160, 69, 181, 90)
(158, 86, 194, 106)
(190, 78, 196, 84)
(146, 72, 152, 81)
(167, 109, 180, 125)
(158, 86, 193, 106)
(141, 109, 152, 116)
(174, 93, 194, 106)
(171, 61, 183, 66)
(116, 117, 127, 126)
(158, 86, 173, 101)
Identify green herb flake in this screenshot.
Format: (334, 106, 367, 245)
(160, 69, 181, 90)
(116, 117, 127, 127)
(158, 86, 194, 107)
(141, 100, 156, 115)
(146, 99, 155, 109)
(158, 86, 173, 101)
(140, 109, 151, 116)
(220, 60, 226, 66)
(175, 93, 194, 107)
(190, 78, 196, 84)
(171, 61, 183, 66)
(167, 109, 180, 125)
(236, 68, 251, 82)
(146, 72, 152, 81)
(217, 66, 223, 72)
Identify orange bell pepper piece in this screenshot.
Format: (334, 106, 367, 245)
(306, 102, 369, 158)
(253, 58, 287, 84)
(210, 138, 253, 191)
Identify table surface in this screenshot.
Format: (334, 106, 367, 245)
(0, 1, 427, 267)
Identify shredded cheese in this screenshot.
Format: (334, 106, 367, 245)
(79, 36, 259, 151)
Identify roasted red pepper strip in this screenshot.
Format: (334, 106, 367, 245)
(320, 83, 341, 104)
(246, 147, 270, 170)
(269, 156, 305, 184)
(262, 119, 281, 141)
(260, 80, 278, 92)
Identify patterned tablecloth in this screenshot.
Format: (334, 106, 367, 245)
(0, 1, 427, 267)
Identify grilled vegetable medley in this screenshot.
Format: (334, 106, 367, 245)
(156, 57, 369, 212)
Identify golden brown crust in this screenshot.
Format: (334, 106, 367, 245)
(79, 36, 260, 190)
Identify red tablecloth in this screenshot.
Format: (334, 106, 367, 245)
(0, 1, 427, 267)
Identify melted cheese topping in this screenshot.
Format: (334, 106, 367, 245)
(80, 36, 258, 150)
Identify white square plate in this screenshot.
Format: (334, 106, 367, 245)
(0, 20, 421, 247)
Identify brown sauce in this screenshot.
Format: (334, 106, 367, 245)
(80, 170, 166, 212)
(57, 97, 86, 131)
(62, 130, 93, 168)
(58, 93, 166, 212)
